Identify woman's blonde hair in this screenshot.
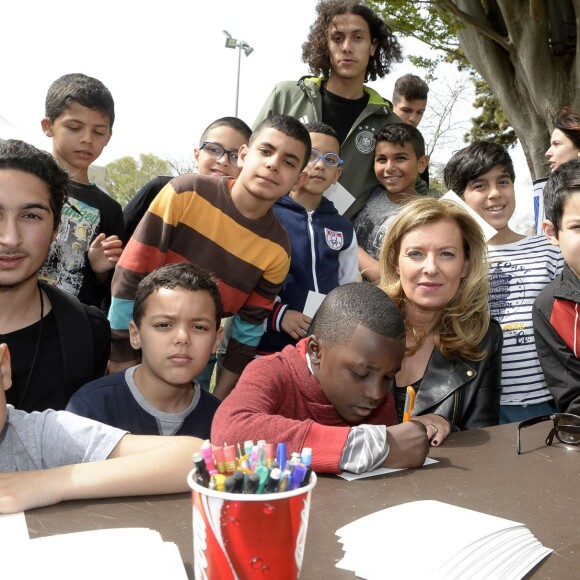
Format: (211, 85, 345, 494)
(379, 198, 490, 360)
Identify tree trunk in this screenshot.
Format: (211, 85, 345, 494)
(442, 0, 577, 180)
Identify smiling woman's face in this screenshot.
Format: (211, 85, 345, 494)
(395, 219, 469, 314)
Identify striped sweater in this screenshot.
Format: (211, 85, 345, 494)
(108, 174, 291, 373)
(487, 235, 563, 405)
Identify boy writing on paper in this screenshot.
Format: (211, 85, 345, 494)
(0, 342, 202, 514)
(212, 283, 431, 474)
(256, 121, 359, 356)
(66, 263, 222, 438)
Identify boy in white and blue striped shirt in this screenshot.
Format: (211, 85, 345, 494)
(444, 142, 564, 423)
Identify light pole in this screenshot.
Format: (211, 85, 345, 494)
(223, 30, 254, 117)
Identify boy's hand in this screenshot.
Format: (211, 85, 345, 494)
(88, 233, 123, 276)
(0, 470, 63, 514)
(281, 310, 312, 341)
(409, 413, 451, 447)
(383, 421, 429, 468)
(0, 343, 12, 392)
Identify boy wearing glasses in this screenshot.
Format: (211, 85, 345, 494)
(108, 115, 310, 400)
(122, 116, 251, 243)
(257, 122, 359, 356)
(354, 123, 432, 282)
(533, 158, 580, 416)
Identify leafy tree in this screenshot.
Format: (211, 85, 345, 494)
(370, 0, 579, 179)
(105, 154, 174, 207)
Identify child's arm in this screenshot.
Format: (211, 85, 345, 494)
(357, 247, 380, 283)
(0, 434, 201, 514)
(88, 233, 123, 283)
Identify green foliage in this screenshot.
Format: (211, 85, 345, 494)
(105, 153, 174, 207)
(464, 78, 517, 148)
(368, 1, 513, 147)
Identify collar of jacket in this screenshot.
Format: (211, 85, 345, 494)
(296, 76, 393, 110)
(412, 348, 477, 417)
(275, 193, 337, 215)
(554, 264, 580, 302)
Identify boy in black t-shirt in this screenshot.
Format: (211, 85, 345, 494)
(40, 73, 124, 310)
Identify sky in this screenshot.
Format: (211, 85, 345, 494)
(0, 0, 534, 226)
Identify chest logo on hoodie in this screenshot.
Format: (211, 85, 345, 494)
(325, 228, 344, 250)
(355, 126, 376, 154)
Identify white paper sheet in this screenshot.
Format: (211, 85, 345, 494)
(324, 182, 356, 215)
(335, 500, 552, 580)
(337, 456, 438, 481)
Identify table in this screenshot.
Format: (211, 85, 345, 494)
(26, 422, 580, 579)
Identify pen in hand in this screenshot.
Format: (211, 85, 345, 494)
(403, 386, 416, 422)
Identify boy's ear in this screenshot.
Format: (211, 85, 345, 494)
(129, 321, 142, 350)
(293, 171, 309, 191)
(212, 326, 224, 354)
(417, 154, 430, 174)
(333, 166, 342, 184)
(238, 144, 250, 166)
(307, 335, 322, 364)
(370, 38, 378, 57)
(41, 117, 54, 137)
(542, 219, 560, 246)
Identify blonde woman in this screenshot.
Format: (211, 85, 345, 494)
(379, 198, 502, 445)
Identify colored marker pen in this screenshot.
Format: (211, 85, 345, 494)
(276, 442, 287, 471)
(224, 444, 237, 476)
(233, 470, 245, 493)
(213, 446, 226, 475)
(244, 440, 254, 457)
(277, 462, 294, 493)
(287, 464, 307, 491)
(300, 447, 312, 467)
(224, 476, 236, 493)
(254, 464, 270, 494)
(265, 443, 276, 468)
(299, 466, 313, 488)
(214, 473, 226, 492)
(201, 440, 218, 475)
(243, 472, 260, 494)
(264, 467, 282, 494)
(192, 453, 210, 488)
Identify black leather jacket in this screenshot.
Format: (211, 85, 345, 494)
(412, 319, 503, 431)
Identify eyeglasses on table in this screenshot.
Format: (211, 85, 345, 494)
(516, 412, 580, 454)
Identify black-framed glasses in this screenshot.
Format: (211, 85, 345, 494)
(308, 148, 343, 168)
(199, 141, 239, 164)
(516, 413, 580, 454)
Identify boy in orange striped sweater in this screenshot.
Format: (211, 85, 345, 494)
(108, 115, 310, 399)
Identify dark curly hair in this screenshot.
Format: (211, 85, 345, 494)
(302, 0, 402, 82)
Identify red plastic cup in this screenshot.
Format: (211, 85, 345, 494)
(188, 470, 317, 579)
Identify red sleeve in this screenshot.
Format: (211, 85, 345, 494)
(211, 355, 350, 473)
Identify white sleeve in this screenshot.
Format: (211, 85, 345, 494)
(339, 229, 361, 284)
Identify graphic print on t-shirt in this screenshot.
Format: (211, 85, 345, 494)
(39, 197, 100, 296)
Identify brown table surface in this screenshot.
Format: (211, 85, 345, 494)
(26, 422, 580, 579)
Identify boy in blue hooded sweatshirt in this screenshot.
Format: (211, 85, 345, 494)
(257, 122, 359, 356)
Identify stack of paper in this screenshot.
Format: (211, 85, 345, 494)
(1, 518, 187, 580)
(336, 500, 552, 579)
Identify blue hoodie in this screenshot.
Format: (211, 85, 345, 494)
(257, 194, 359, 355)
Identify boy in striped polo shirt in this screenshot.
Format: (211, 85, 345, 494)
(444, 141, 564, 423)
(108, 115, 310, 400)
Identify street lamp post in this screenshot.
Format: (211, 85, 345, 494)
(223, 30, 254, 117)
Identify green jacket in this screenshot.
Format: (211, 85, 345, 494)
(253, 76, 426, 220)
